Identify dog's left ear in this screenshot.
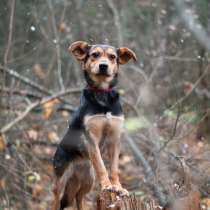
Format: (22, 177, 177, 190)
(117, 47, 137, 65)
(69, 41, 90, 61)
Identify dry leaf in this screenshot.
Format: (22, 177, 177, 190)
(28, 129, 38, 140)
(33, 64, 46, 80)
(32, 184, 44, 199)
(61, 110, 69, 118)
(42, 98, 60, 119)
(120, 155, 132, 164)
(0, 178, 6, 190)
(48, 131, 59, 142)
(201, 198, 210, 210)
(27, 172, 41, 183)
(183, 81, 193, 94)
(59, 22, 67, 33)
(0, 135, 6, 152)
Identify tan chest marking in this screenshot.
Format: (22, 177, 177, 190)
(84, 113, 124, 140)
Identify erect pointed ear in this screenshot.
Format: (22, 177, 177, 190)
(117, 47, 137, 65)
(68, 41, 90, 61)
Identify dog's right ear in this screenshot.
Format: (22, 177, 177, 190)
(68, 41, 90, 61)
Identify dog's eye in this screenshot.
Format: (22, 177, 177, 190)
(109, 54, 116, 60)
(91, 52, 100, 58)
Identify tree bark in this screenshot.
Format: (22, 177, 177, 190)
(97, 191, 157, 210)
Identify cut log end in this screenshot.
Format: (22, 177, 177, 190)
(97, 191, 157, 210)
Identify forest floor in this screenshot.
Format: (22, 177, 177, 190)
(1, 107, 210, 210)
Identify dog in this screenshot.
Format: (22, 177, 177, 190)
(52, 41, 136, 210)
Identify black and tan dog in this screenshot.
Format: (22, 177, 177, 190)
(52, 41, 136, 210)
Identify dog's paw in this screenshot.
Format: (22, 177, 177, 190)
(112, 185, 129, 197)
(101, 185, 113, 192)
(102, 185, 129, 197)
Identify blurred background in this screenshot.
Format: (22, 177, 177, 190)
(1, 0, 210, 209)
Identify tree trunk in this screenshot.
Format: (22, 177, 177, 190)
(97, 191, 157, 210)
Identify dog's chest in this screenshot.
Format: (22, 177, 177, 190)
(84, 112, 124, 139)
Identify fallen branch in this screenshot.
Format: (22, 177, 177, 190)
(0, 88, 81, 134)
(7, 140, 58, 148)
(164, 64, 210, 113)
(124, 133, 167, 206)
(0, 65, 51, 94)
(174, 0, 210, 53)
(106, 0, 123, 46)
(4, 0, 16, 66)
(1, 87, 43, 99)
(46, 0, 64, 90)
(0, 65, 79, 110)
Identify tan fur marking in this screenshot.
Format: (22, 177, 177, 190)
(84, 114, 124, 190)
(106, 48, 117, 56)
(90, 47, 103, 54)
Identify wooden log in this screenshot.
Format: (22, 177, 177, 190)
(97, 191, 157, 210)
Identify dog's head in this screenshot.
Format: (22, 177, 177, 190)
(69, 41, 137, 89)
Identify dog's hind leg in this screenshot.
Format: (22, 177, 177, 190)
(60, 176, 80, 210)
(52, 179, 62, 210)
(75, 193, 85, 210)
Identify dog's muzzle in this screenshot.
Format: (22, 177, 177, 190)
(99, 63, 109, 75)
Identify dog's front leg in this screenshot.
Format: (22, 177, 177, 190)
(85, 130, 112, 191)
(108, 134, 121, 187)
(108, 133, 129, 196)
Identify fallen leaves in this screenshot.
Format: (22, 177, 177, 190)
(0, 178, 6, 190)
(28, 129, 38, 140)
(42, 98, 60, 119)
(47, 131, 59, 142)
(33, 64, 46, 80)
(26, 171, 41, 184)
(163, 191, 201, 210)
(0, 134, 6, 151)
(32, 184, 45, 199)
(201, 198, 210, 210)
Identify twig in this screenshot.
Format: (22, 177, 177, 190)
(2, 0, 16, 100)
(1, 87, 43, 99)
(124, 132, 167, 206)
(106, 0, 123, 46)
(1, 102, 39, 134)
(158, 98, 182, 152)
(0, 65, 50, 94)
(0, 65, 77, 110)
(164, 64, 210, 113)
(174, 0, 210, 53)
(47, 0, 64, 90)
(128, 65, 148, 82)
(7, 140, 58, 148)
(4, 0, 16, 66)
(161, 56, 200, 62)
(121, 97, 140, 116)
(0, 88, 81, 134)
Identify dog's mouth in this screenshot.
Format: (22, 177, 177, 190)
(96, 71, 112, 77)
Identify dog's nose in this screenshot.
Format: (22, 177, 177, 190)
(99, 64, 108, 74)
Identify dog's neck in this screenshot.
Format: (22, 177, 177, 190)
(84, 71, 118, 92)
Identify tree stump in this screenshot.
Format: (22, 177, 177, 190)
(97, 191, 157, 210)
